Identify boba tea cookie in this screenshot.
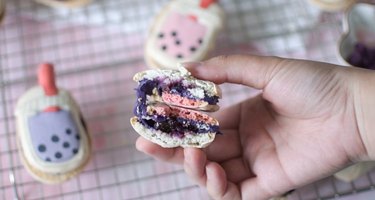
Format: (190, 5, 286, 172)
(0, 0, 5, 23)
(15, 63, 91, 184)
(34, 0, 91, 8)
(145, 0, 225, 69)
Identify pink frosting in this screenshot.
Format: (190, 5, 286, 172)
(161, 92, 204, 107)
(148, 105, 217, 124)
(155, 11, 207, 60)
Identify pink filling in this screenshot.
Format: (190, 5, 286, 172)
(149, 105, 216, 125)
(161, 92, 203, 107)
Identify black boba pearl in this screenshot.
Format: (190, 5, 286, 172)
(51, 135, 59, 142)
(158, 32, 164, 38)
(75, 134, 80, 140)
(198, 38, 203, 44)
(190, 47, 196, 52)
(171, 31, 177, 37)
(175, 40, 181, 45)
(66, 128, 72, 135)
(55, 152, 62, 159)
(161, 45, 167, 51)
(176, 54, 183, 59)
(38, 144, 46, 152)
(73, 148, 78, 154)
(63, 142, 70, 148)
(46, 157, 51, 162)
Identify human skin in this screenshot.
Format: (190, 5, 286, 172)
(135, 55, 375, 200)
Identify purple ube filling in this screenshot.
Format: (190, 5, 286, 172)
(134, 78, 220, 137)
(347, 43, 375, 70)
(136, 78, 219, 105)
(167, 81, 219, 104)
(138, 116, 219, 138)
(134, 78, 219, 118)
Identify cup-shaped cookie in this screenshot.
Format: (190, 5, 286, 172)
(145, 0, 225, 69)
(15, 63, 91, 184)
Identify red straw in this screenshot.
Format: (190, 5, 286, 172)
(200, 0, 217, 8)
(38, 63, 60, 112)
(38, 63, 58, 96)
(188, 15, 198, 21)
(43, 106, 60, 112)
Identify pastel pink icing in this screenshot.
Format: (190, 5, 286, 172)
(148, 105, 217, 124)
(161, 92, 204, 108)
(155, 11, 207, 60)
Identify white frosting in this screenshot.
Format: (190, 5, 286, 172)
(188, 88, 205, 98)
(145, 0, 225, 69)
(15, 87, 90, 174)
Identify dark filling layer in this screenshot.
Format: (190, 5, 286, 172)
(167, 81, 219, 104)
(134, 78, 220, 137)
(134, 77, 219, 119)
(135, 78, 219, 105)
(347, 42, 375, 70)
(138, 115, 219, 138)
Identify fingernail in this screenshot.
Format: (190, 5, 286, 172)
(180, 61, 203, 69)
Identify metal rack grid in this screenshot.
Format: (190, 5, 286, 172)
(1, 0, 375, 199)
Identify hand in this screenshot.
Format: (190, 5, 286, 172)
(136, 55, 369, 200)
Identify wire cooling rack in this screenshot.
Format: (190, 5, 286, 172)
(1, 0, 375, 199)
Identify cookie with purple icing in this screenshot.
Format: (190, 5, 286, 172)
(145, 0, 225, 69)
(15, 63, 91, 184)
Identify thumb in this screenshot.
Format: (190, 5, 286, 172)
(183, 54, 282, 89)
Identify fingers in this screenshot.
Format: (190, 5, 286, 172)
(239, 156, 294, 199)
(212, 102, 241, 130)
(206, 95, 264, 163)
(183, 55, 282, 89)
(240, 178, 270, 200)
(206, 162, 242, 200)
(183, 148, 241, 200)
(202, 99, 242, 162)
(205, 129, 242, 162)
(135, 137, 184, 164)
(184, 148, 207, 186)
(220, 158, 254, 183)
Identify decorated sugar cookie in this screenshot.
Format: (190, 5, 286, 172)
(0, 0, 5, 23)
(15, 63, 91, 184)
(145, 0, 225, 69)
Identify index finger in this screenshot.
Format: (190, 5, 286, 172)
(183, 54, 282, 89)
